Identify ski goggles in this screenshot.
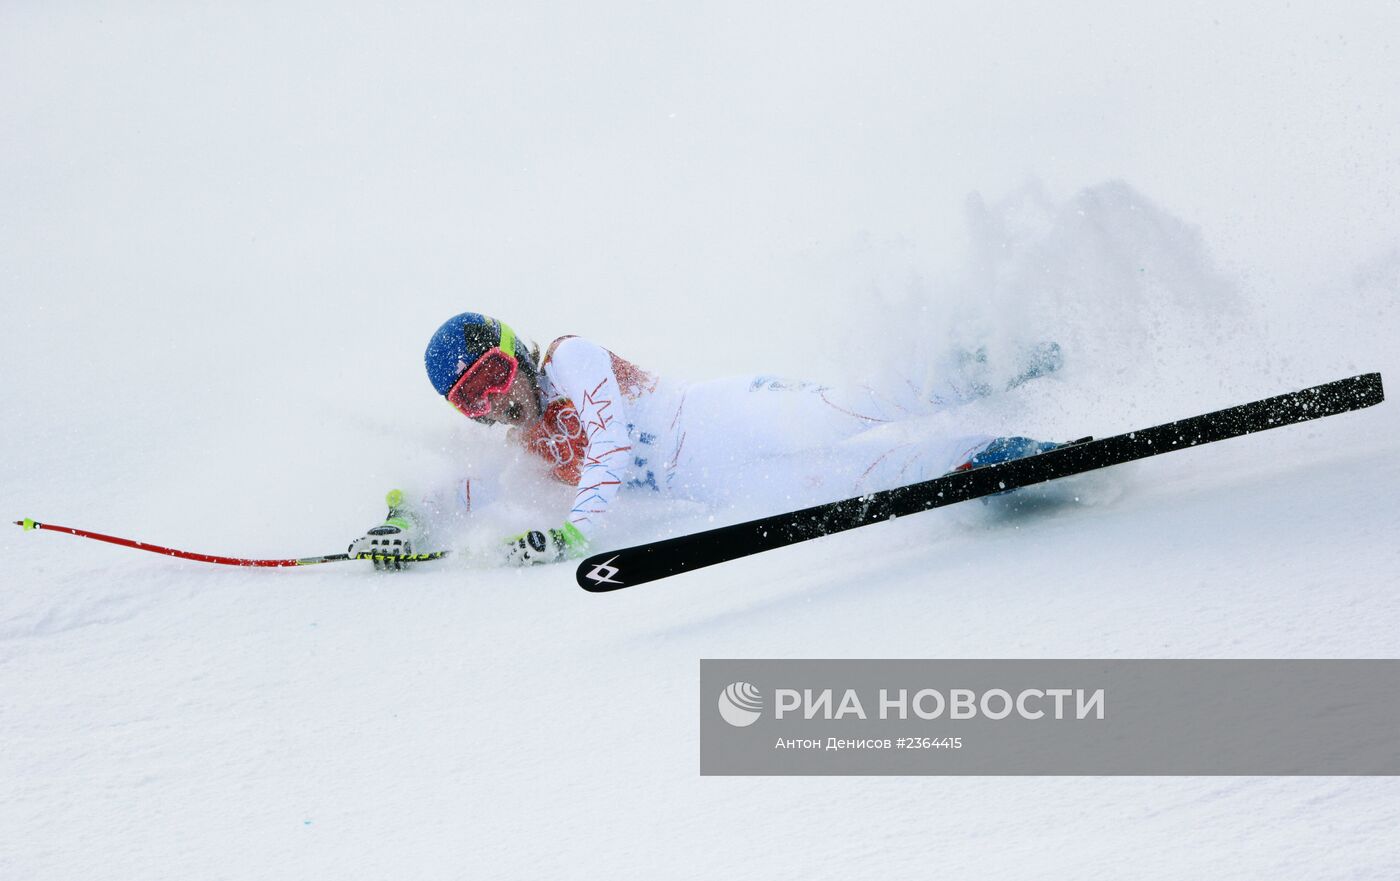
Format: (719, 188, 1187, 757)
(446, 347, 518, 419)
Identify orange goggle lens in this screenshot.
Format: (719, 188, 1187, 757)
(446, 348, 518, 418)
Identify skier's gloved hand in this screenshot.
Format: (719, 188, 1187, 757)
(349, 489, 438, 571)
(502, 523, 588, 566)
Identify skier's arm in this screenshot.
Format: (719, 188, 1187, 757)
(347, 488, 436, 570)
(348, 476, 500, 569)
(503, 337, 633, 564)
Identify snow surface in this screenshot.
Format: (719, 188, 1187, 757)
(3, 2, 1399, 878)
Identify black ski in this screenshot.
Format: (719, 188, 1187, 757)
(576, 372, 1385, 591)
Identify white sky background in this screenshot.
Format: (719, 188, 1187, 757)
(4, 1, 1397, 380)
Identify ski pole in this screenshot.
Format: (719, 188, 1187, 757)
(11, 518, 446, 568)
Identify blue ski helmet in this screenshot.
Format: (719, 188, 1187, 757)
(424, 312, 539, 397)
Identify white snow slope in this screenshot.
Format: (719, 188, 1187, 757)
(3, 3, 1399, 879)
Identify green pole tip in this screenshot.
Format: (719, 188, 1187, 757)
(385, 489, 404, 509)
(17, 518, 36, 531)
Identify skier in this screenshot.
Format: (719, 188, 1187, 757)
(347, 313, 1064, 569)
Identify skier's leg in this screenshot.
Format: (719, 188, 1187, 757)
(671, 375, 930, 464)
(663, 373, 1066, 510)
(671, 423, 1000, 512)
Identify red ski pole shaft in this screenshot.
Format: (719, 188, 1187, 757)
(13, 518, 350, 567)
